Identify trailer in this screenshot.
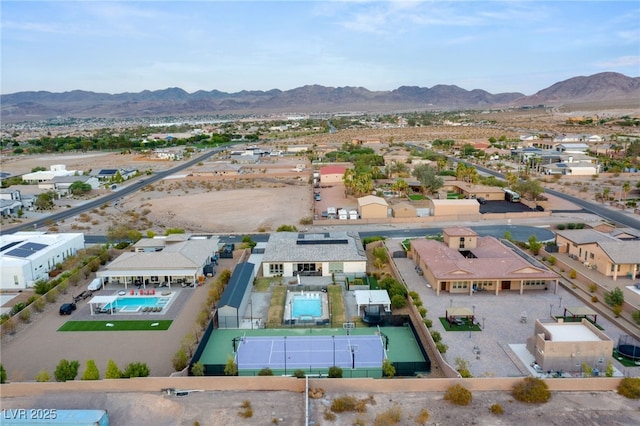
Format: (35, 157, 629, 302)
(503, 188, 521, 202)
(0, 409, 108, 426)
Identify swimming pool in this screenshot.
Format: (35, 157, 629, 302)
(105, 296, 172, 313)
(292, 295, 322, 318)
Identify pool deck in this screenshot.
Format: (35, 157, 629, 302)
(72, 286, 193, 321)
(283, 290, 329, 325)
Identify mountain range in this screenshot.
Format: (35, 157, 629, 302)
(1, 72, 638, 123)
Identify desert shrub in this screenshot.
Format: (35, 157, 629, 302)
(423, 319, 433, 328)
(415, 408, 430, 425)
(556, 223, 566, 230)
(323, 410, 336, 421)
(605, 361, 614, 377)
(292, 369, 305, 378)
(604, 287, 624, 307)
(258, 367, 274, 376)
(328, 366, 343, 378)
(632, 310, 640, 325)
(32, 297, 46, 312)
(444, 384, 472, 406)
(18, 308, 31, 323)
(238, 400, 253, 418)
(418, 307, 427, 318)
(430, 330, 442, 343)
(435, 342, 448, 353)
(35, 369, 50, 382)
(612, 305, 623, 317)
(455, 357, 473, 378)
(373, 404, 402, 425)
(512, 377, 551, 403)
(0, 364, 6, 384)
(591, 296, 599, 303)
(589, 283, 597, 293)
(569, 269, 577, 279)
(331, 395, 358, 413)
(490, 403, 504, 415)
(45, 289, 59, 303)
(547, 256, 556, 265)
(618, 377, 640, 399)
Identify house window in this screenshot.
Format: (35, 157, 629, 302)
(459, 237, 465, 249)
(474, 281, 493, 289)
(524, 280, 545, 287)
(452, 281, 468, 289)
(328, 262, 343, 273)
(590, 253, 594, 260)
(14, 275, 19, 286)
(269, 264, 283, 274)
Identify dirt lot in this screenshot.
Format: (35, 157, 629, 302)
(2, 388, 638, 425)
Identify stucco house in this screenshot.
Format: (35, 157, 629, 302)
(411, 227, 559, 296)
(319, 165, 347, 184)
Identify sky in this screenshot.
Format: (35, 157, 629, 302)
(1, 1, 639, 96)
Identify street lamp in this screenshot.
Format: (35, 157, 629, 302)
(482, 316, 486, 329)
(559, 296, 563, 309)
(249, 299, 253, 330)
(284, 336, 287, 375)
(550, 303, 554, 316)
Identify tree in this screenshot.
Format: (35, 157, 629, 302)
(622, 181, 631, 200)
(528, 235, 543, 255)
(0, 364, 6, 384)
(54, 359, 80, 382)
(382, 359, 395, 378)
(34, 191, 55, 210)
(81, 360, 100, 380)
(105, 359, 122, 379)
(122, 362, 150, 378)
(328, 366, 343, 378)
(69, 181, 92, 196)
(412, 164, 443, 195)
(258, 367, 274, 376)
(391, 178, 408, 197)
(604, 287, 624, 307)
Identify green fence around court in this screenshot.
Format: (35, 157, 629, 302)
(191, 319, 430, 377)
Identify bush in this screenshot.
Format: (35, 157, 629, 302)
(191, 362, 205, 376)
(18, 308, 31, 323)
(35, 369, 50, 382)
(512, 377, 551, 403)
(238, 400, 253, 418)
(172, 348, 188, 372)
(430, 330, 442, 343)
(32, 297, 46, 312)
(0, 364, 6, 384)
(612, 305, 623, 317)
(423, 319, 433, 328)
(569, 269, 577, 279)
(292, 369, 305, 378)
(604, 287, 624, 307)
(589, 283, 597, 293)
(81, 360, 100, 380)
(382, 359, 395, 378)
(122, 362, 150, 378)
(444, 384, 472, 406)
(373, 404, 402, 425)
(224, 356, 238, 376)
(330, 395, 358, 413)
(632, 310, 640, 325)
(54, 359, 80, 382)
(415, 408, 430, 425)
(556, 224, 566, 230)
(105, 359, 122, 379)
(490, 403, 504, 415)
(617, 377, 640, 399)
(390, 294, 407, 309)
(258, 367, 273, 376)
(547, 256, 556, 265)
(435, 342, 448, 354)
(45, 289, 59, 303)
(328, 366, 343, 378)
(591, 296, 599, 303)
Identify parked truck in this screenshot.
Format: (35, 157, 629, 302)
(503, 188, 521, 202)
(0, 409, 108, 425)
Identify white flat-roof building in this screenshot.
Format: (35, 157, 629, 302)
(0, 232, 84, 290)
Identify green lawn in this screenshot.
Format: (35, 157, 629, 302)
(58, 320, 173, 332)
(439, 317, 481, 332)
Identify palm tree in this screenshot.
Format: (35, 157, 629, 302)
(622, 181, 631, 201)
(342, 168, 355, 197)
(392, 179, 408, 197)
(602, 187, 610, 203)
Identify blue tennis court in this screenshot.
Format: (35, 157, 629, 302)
(236, 335, 385, 370)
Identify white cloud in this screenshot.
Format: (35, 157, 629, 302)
(595, 56, 640, 69)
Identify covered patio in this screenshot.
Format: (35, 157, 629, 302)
(445, 306, 475, 327)
(563, 306, 599, 325)
(87, 295, 118, 315)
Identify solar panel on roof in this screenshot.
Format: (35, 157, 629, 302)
(21, 242, 48, 251)
(6, 248, 34, 258)
(1, 241, 23, 252)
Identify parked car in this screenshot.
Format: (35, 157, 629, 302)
(314, 193, 321, 201)
(477, 197, 486, 204)
(59, 303, 77, 315)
